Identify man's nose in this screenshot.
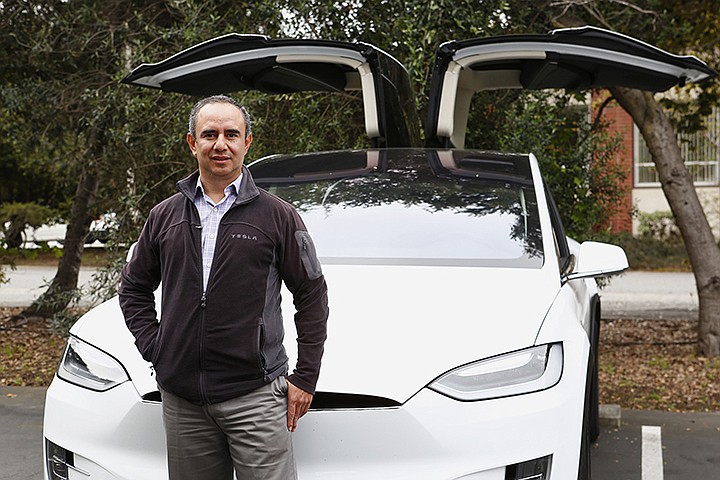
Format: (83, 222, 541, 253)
(214, 135, 228, 150)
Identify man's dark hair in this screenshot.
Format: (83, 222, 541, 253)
(188, 95, 252, 139)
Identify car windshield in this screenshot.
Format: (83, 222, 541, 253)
(252, 149, 544, 268)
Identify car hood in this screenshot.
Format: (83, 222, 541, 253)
(285, 263, 560, 404)
(71, 263, 560, 403)
(70, 297, 161, 398)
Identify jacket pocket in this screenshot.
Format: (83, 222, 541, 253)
(295, 231, 323, 280)
(256, 318, 268, 372)
(149, 327, 162, 365)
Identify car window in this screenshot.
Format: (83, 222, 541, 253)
(254, 150, 544, 268)
(544, 181, 572, 274)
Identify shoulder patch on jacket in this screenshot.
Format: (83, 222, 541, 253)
(294, 231, 323, 281)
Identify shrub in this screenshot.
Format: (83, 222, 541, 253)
(637, 211, 682, 243)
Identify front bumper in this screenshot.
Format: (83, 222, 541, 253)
(43, 339, 585, 480)
(43, 379, 166, 480)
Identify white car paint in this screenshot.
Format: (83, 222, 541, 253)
(45, 283, 590, 480)
(43, 151, 614, 480)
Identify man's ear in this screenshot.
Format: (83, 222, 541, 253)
(244, 133, 253, 152)
(187, 133, 197, 156)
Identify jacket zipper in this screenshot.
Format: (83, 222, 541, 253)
(258, 318, 268, 373)
(194, 199, 209, 404)
(189, 184, 255, 404)
(199, 292, 209, 404)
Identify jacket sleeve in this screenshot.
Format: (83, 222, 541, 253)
(279, 207, 329, 395)
(118, 212, 162, 363)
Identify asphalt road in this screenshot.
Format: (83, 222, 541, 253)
(1, 387, 45, 480)
(0, 265, 98, 308)
(600, 271, 698, 320)
(591, 409, 720, 479)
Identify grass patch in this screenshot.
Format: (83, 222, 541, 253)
(10, 247, 110, 267)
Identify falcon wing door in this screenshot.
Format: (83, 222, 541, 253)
(427, 26, 717, 148)
(122, 34, 420, 147)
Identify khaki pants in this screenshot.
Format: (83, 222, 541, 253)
(161, 376, 297, 480)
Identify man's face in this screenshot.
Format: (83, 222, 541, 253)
(187, 102, 252, 185)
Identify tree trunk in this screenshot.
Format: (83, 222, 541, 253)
(610, 86, 720, 357)
(22, 166, 100, 318)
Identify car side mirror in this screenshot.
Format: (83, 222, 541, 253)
(563, 241, 628, 282)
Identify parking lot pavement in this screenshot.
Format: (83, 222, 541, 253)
(600, 271, 697, 320)
(1, 386, 46, 480)
(0, 265, 98, 308)
(592, 409, 720, 479)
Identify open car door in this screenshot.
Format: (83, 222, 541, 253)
(426, 26, 717, 148)
(122, 34, 420, 148)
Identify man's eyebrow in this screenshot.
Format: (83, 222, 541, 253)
(200, 128, 242, 135)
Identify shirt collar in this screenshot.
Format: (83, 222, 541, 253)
(195, 172, 243, 198)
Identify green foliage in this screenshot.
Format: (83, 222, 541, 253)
(243, 91, 369, 158)
(0, 249, 15, 284)
(637, 211, 682, 242)
(516, 0, 719, 136)
(49, 306, 85, 336)
(282, 0, 517, 113)
(466, 90, 625, 239)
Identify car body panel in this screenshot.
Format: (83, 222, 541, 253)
(44, 380, 166, 480)
(426, 25, 718, 147)
(286, 263, 560, 402)
(67, 261, 561, 405)
(68, 298, 158, 398)
(44, 318, 588, 479)
(122, 34, 420, 147)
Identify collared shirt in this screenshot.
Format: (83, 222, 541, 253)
(194, 173, 243, 290)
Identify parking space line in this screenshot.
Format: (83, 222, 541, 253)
(642, 425, 664, 480)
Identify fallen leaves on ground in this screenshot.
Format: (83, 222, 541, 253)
(599, 318, 720, 412)
(1, 307, 65, 387)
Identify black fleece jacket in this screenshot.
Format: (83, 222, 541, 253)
(118, 168, 329, 405)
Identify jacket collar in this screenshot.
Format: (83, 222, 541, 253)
(177, 166, 261, 206)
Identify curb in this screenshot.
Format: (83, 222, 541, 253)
(599, 404, 622, 429)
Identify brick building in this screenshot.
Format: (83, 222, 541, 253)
(595, 92, 720, 238)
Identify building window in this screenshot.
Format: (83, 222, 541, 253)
(634, 106, 720, 186)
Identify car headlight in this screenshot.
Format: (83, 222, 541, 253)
(429, 343, 563, 401)
(57, 336, 129, 391)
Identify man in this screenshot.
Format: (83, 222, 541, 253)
(119, 95, 329, 480)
